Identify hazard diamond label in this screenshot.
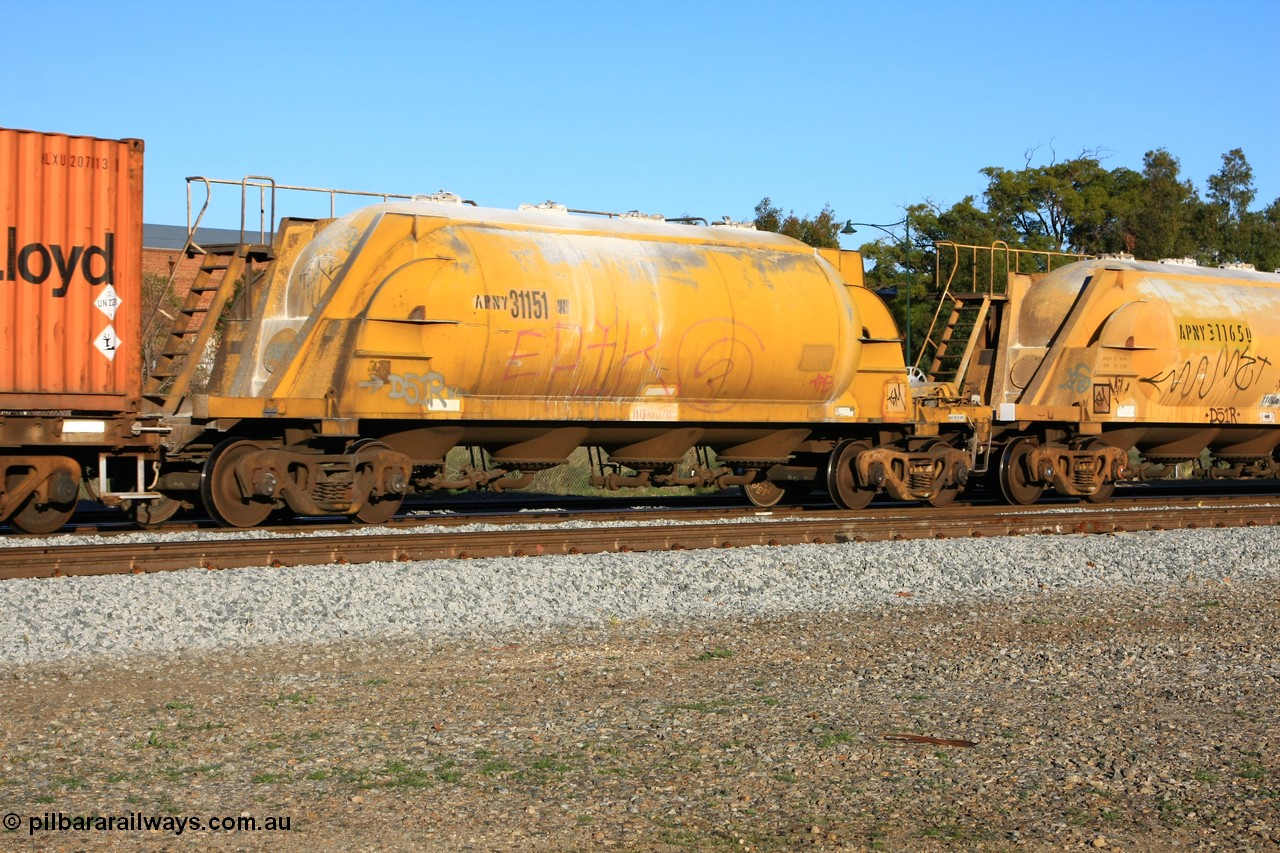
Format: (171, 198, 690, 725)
(94, 325, 120, 361)
(94, 284, 121, 321)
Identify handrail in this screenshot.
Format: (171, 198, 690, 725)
(916, 241, 962, 371)
(916, 241, 1090, 371)
(238, 175, 277, 245)
(142, 179, 216, 347)
(184, 176, 421, 246)
(144, 177, 422, 372)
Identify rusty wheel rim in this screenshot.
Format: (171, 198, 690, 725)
(743, 480, 785, 508)
(129, 494, 184, 528)
(998, 438, 1044, 506)
(927, 485, 960, 507)
(348, 440, 405, 524)
(1082, 439, 1117, 503)
(353, 494, 404, 524)
(827, 439, 875, 510)
(201, 439, 274, 528)
(9, 493, 76, 534)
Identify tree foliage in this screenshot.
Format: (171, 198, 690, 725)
(968, 145, 1274, 267)
(750, 145, 1278, 367)
(752, 198, 841, 249)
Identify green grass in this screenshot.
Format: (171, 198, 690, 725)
(1237, 759, 1269, 779)
(159, 763, 222, 782)
(921, 823, 992, 842)
(452, 446, 727, 498)
(51, 775, 87, 789)
(664, 700, 735, 714)
(133, 727, 177, 750)
(817, 731, 855, 749)
(266, 691, 316, 708)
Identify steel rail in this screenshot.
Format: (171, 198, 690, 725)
(2, 500, 1278, 581)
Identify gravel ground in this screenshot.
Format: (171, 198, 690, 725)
(0, 529, 1277, 850)
(1, 527, 1278, 666)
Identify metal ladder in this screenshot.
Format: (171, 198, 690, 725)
(925, 293, 991, 386)
(918, 241, 1089, 385)
(142, 245, 255, 415)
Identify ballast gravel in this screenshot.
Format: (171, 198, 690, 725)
(0, 526, 1276, 666)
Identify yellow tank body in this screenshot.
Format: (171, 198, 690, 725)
(212, 200, 882, 425)
(993, 258, 1280, 450)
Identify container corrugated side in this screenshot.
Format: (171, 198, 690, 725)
(0, 127, 144, 412)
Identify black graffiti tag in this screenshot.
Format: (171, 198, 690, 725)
(1141, 348, 1273, 400)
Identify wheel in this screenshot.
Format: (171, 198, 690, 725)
(743, 479, 785, 508)
(745, 479, 815, 507)
(352, 493, 403, 524)
(926, 483, 960, 507)
(348, 440, 406, 524)
(9, 492, 76, 534)
(127, 494, 185, 528)
(1082, 439, 1117, 503)
(826, 439, 876, 510)
(923, 439, 961, 507)
(998, 437, 1044, 505)
(201, 439, 274, 528)
(1083, 482, 1115, 503)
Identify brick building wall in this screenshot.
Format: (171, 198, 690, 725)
(142, 224, 248, 298)
(142, 246, 207, 295)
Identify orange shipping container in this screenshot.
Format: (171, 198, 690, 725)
(0, 127, 143, 411)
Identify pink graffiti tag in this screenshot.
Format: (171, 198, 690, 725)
(809, 373, 835, 396)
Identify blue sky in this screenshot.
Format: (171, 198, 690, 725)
(6, 0, 1278, 234)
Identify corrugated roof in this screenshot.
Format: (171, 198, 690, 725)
(144, 223, 261, 250)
